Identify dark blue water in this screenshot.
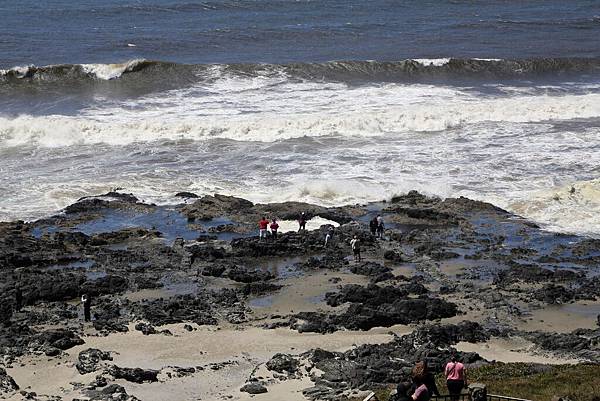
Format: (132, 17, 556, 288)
(2, 0, 600, 68)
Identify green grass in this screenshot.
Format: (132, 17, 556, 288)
(464, 363, 600, 401)
(349, 363, 600, 401)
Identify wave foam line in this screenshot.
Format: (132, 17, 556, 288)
(2, 92, 600, 147)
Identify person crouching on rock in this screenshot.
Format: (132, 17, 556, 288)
(258, 216, 269, 240)
(445, 354, 467, 401)
(270, 218, 279, 240)
(350, 235, 361, 262)
(81, 294, 92, 322)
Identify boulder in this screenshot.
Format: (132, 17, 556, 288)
(77, 348, 113, 374)
(266, 353, 299, 374)
(0, 368, 19, 393)
(107, 365, 159, 383)
(240, 382, 268, 394)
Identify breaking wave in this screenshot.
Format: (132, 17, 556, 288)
(2, 90, 600, 147)
(0, 59, 155, 81)
(510, 178, 600, 237)
(2, 57, 600, 85)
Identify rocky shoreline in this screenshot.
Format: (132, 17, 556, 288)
(1, 191, 600, 400)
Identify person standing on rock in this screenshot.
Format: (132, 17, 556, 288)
(369, 217, 378, 236)
(14, 284, 23, 312)
(445, 355, 467, 401)
(270, 218, 279, 240)
(350, 235, 361, 262)
(258, 216, 269, 240)
(324, 227, 334, 247)
(376, 214, 385, 239)
(81, 294, 92, 322)
(298, 212, 307, 232)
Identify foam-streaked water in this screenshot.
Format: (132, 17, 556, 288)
(1, 1, 600, 236)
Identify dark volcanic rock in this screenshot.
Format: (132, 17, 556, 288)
(201, 263, 227, 277)
(297, 323, 484, 396)
(383, 250, 404, 262)
(107, 365, 159, 383)
(294, 296, 458, 333)
(527, 332, 591, 353)
(32, 329, 84, 350)
(266, 353, 299, 374)
(181, 194, 254, 220)
(0, 302, 12, 325)
(240, 282, 282, 296)
(534, 284, 575, 304)
(93, 320, 129, 333)
(81, 275, 129, 296)
(77, 348, 113, 374)
(227, 265, 274, 283)
(240, 382, 268, 394)
(85, 383, 141, 401)
(350, 262, 393, 282)
(412, 321, 491, 345)
(136, 294, 219, 326)
(20, 271, 85, 305)
(291, 283, 457, 333)
(134, 322, 157, 335)
(90, 228, 161, 246)
(175, 192, 199, 199)
(0, 367, 19, 393)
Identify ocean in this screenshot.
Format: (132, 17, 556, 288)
(1, 0, 600, 236)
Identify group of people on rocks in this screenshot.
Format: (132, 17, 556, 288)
(369, 214, 385, 239)
(392, 356, 467, 401)
(256, 213, 386, 263)
(258, 216, 280, 240)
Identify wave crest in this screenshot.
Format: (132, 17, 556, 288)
(2, 57, 600, 85)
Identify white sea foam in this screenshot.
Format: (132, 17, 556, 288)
(412, 58, 452, 66)
(80, 59, 146, 80)
(1, 75, 600, 237)
(2, 90, 600, 147)
(509, 179, 600, 237)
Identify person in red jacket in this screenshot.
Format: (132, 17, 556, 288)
(270, 219, 279, 240)
(258, 216, 269, 240)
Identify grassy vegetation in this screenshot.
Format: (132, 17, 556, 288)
(464, 363, 600, 401)
(349, 363, 600, 401)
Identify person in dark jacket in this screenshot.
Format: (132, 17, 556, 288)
(369, 217, 378, 235)
(81, 294, 92, 322)
(298, 212, 307, 231)
(14, 285, 23, 312)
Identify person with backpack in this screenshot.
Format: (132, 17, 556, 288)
(445, 355, 467, 401)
